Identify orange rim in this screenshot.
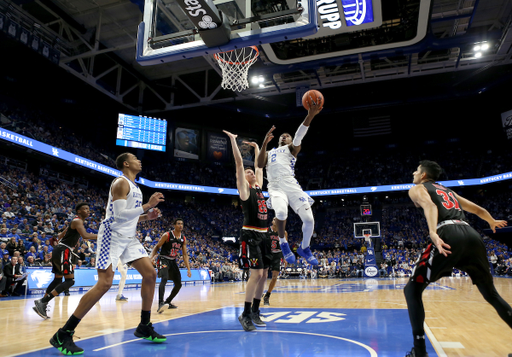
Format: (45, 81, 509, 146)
(214, 46, 259, 65)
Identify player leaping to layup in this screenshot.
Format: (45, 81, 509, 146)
(257, 102, 322, 266)
(49, 153, 166, 355)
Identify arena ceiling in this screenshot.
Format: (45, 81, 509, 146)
(2, 0, 512, 116)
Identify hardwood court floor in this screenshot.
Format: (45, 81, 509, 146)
(1, 277, 511, 356)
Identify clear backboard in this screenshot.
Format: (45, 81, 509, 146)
(354, 221, 380, 238)
(136, 0, 318, 65)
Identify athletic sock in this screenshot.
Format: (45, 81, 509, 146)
(413, 334, 426, 352)
(252, 298, 261, 312)
(264, 292, 271, 298)
(41, 293, 55, 304)
(243, 301, 252, 317)
(62, 314, 81, 332)
(279, 237, 287, 245)
(141, 310, 151, 325)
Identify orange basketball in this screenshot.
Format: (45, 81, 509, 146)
(302, 90, 324, 110)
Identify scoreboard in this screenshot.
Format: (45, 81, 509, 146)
(116, 113, 167, 152)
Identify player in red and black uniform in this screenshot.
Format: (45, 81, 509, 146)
(405, 161, 512, 357)
(33, 202, 97, 319)
(150, 218, 191, 313)
(263, 217, 288, 306)
(224, 129, 270, 332)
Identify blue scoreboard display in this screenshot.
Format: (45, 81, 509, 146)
(116, 113, 167, 152)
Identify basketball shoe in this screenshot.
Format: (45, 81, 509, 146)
(134, 322, 167, 343)
(33, 299, 50, 319)
(49, 329, 83, 355)
(263, 294, 270, 306)
(250, 310, 266, 327)
(157, 302, 169, 313)
(116, 294, 128, 301)
(238, 314, 256, 332)
(168, 303, 178, 309)
(297, 246, 318, 265)
(280, 242, 296, 264)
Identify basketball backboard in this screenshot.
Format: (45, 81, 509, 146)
(354, 221, 380, 238)
(136, 0, 318, 65)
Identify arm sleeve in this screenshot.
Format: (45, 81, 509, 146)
(292, 124, 309, 146)
(112, 199, 144, 223)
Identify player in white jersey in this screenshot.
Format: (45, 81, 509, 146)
(49, 153, 166, 355)
(257, 101, 322, 265)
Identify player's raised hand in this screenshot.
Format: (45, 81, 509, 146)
(148, 192, 164, 208)
(489, 219, 508, 233)
(307, 98, 323, 116)
(223, 130, 238, 140)
(263, 126, 276, 145)
(147, 207, 162, 220)
(243, 141, 259, 150)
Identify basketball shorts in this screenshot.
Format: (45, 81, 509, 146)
(51, 245, 74, 276)
(270, 251, 283, 272)
(267, 176, 314, 213)
(410, 224, 492, 285)
(157, 257, 181, 283)
(96, 225, 148, 271)
(239, 229, 272, 270)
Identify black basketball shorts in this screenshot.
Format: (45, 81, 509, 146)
(410, 224, 492, 285)
(51, 245, 74, 276)
(158, 257, 181, 282)
(239, 229, 272, 270)
(270, 252, 283, 272)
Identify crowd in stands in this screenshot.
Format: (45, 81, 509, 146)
(1, 95, 512, 294)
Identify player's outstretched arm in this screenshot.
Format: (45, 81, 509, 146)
(244, 141, 263, 187)
(409, 185, 451, 256)
(224, 130, 250, 200)
(453, 192, 508, 233)
(257, 125, 275, 169)
(290, 101, 323, 156)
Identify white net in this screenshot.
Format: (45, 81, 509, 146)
(213, 46, 259, 92)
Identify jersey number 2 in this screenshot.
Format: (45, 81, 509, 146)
(436, 190, 461, 211)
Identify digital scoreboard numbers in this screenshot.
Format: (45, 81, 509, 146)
(116, 113, 167, 152)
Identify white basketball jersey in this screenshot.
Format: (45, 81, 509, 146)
(104, 175, 143, 237)
(266, 146, 296, 182)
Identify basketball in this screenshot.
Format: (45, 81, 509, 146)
(302, 90, 324, 110)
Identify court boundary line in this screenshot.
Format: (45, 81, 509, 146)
(93, 329, 379, 356)
(424, 322, 447, 357)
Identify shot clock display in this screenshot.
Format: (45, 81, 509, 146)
(360, 204, 372, 216)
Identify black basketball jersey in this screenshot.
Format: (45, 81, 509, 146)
(160, 231, 186, 259)
(59, 216, 82, 247)
(268, 228, 281, 253)
(241, 184, 268, 230)
(422, 181, 467, 222)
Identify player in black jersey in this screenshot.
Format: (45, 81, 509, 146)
(224, 130, 270, 332)
(263, 218, 288, 306)
(150, 218, 192, 313)
(404, 161, 511, 357)
(33, 202, 98, 319)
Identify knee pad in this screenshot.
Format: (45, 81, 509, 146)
(55, 278, 75, 294)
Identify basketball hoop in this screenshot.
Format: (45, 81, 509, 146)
(213, 46, 259, 92)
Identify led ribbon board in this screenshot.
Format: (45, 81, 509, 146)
(1, 127, 511, 196)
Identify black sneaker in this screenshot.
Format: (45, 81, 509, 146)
(238, 314, 256, 332)
(134, 322, 167, 343)
(168, 303, 178, 309)
(49, 329, 84, 355)
(263, 295, 270, 306)
(33, 299, 49, 319)
(405, 347, 429, 357)
(250, 310, 266, 327)
(157, 302, 169, 314)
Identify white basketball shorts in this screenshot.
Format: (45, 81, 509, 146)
(267, 176, 314, 213)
